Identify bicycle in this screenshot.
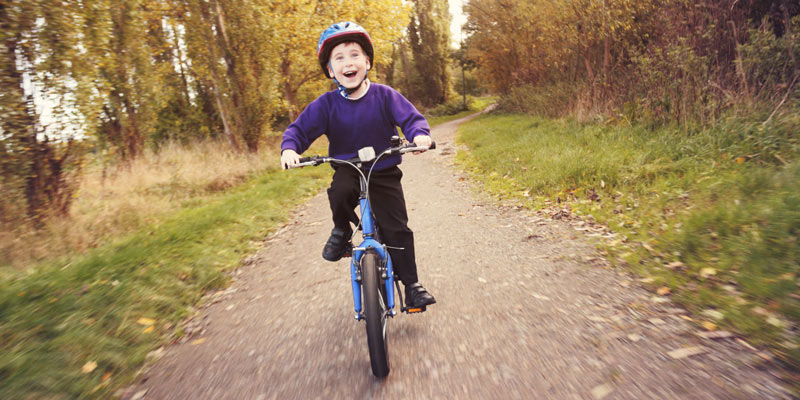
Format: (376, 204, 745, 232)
(287, 136, 434, 378)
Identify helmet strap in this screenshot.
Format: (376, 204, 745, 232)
(333, 72, 370, 100)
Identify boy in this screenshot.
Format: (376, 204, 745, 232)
(280, 22, 436, 309)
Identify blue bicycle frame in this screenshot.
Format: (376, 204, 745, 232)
(350, 178, 397, 320)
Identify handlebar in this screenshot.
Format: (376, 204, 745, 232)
(289, 140, 436, 169)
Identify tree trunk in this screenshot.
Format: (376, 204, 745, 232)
(1, 10, 42, 221)
(197, 0, 241, 152)
(282, 57, 298, 122)
(211, 0, 248, 150)
(171, 22, 192, 107)
(584, 44, 595, 97)
(603, 36, 610, 78)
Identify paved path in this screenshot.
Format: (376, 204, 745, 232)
(134, 112, 791, 399)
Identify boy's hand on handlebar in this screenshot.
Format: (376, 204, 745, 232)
(412, 135, 432, 153)
(281, 149, 300, 169)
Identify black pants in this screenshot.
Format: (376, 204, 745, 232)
(327, 165, 418, 285)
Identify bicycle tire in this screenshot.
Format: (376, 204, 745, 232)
(361, 250, 390, 377)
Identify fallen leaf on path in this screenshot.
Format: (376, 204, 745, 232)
(136, 318, 155, 326)
(697, 331, 734, 340)
(191, 338, 206, 345)
(667, 346, 708, 359)
(81, 361, 97, 374)
(702, 309, 724, 320)
(142, 325, 154, 334)
(627, 333, 642, 342)
(650, 296, 669, 304)
(648, 318, 666, 325)
(701, 321, 717, 331)
(736, 339, 757, 351)
(656, 286, 671, 296)
(101, 372, 112, 382)
(757, 352, 773, 362)
(591, 383, 614, 399)
(531, 293, 551, 301)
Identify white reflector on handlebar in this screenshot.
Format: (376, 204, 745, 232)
(358, 147, 376, 162)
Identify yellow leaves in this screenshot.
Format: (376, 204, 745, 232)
(656, 286, 671, 296)
(137, 317, 156, 333)
(701, 321, 717, 331)
(191, 338, 206, 345)
(699, 268, 716, 278)
(81, 361, 98, 374)
(736, 157, 746, 164)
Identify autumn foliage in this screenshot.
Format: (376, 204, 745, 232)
(1, 0, 411, 226)
(464, 0, 800, 122)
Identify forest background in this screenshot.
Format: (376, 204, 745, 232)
(0, 0, 798, 397)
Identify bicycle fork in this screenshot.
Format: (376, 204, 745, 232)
(351, 243, 397, 321)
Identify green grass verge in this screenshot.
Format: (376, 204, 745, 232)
(456, 112, 799, 371)
(0, 166, 330, 398)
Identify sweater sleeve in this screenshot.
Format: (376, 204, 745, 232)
(281, 95, 328, 154)
(386, 88, 430, 142)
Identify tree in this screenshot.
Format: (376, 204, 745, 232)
(264, 0, 412, 122)
(0, 1, 86, 222)
(407, 0, 451, 106)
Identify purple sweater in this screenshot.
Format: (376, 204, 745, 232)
(281, 83, 430, 170)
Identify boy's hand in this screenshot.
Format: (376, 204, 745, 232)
(281, 149, 300, 169)
(412, 135, 432, 153)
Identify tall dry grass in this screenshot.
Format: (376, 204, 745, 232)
(2, 140, 281, 269)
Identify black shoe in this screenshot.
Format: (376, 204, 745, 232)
(404, 283, 436, 308)
(322, 228, 352, 262)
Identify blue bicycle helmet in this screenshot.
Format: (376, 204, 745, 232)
(317, 22, 374, 79)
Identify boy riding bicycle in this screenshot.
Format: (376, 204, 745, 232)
(280, 22, 436, 309)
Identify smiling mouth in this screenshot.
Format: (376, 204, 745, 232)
(343, 71, 357, 78)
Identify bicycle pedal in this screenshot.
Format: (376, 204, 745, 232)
(342, 242, 354, 258)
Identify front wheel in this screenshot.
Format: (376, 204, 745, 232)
(361, 250, 390, 377)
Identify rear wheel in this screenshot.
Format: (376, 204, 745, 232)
(361, 250, 389, 377)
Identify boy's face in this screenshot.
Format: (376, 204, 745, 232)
(328, 42, 370, 89)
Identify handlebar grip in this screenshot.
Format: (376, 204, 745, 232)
(298, 157, 313, 163)
(429, 141, 436, 150)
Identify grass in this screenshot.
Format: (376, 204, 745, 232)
(456, 111, 799, 372)
(2, 140, 283, 269)
(0, 141, 331, 398)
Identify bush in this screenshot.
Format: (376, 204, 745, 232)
(497, 81, 582, 117)
(426, 96, 475, 116)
